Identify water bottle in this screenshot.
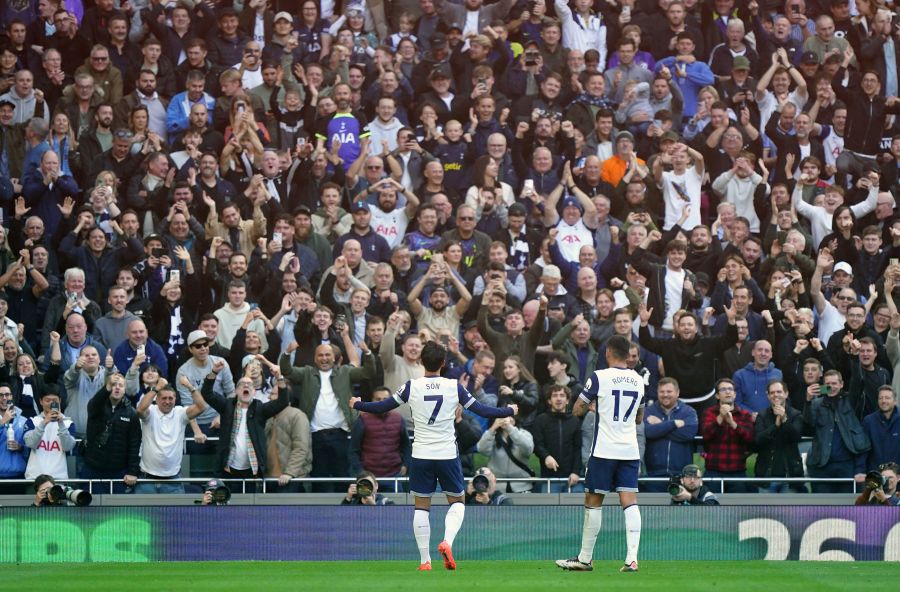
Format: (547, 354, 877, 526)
(6, 424, 14, 450)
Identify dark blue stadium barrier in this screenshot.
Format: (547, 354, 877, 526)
(2, 506, 898, 563)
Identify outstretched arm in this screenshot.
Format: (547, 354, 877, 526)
(351, 397, 401, 414)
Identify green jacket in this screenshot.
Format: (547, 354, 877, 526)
(551, 321, 600, 385)
(280, 352, 376, 428)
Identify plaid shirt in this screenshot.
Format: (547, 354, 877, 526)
(701, 404, 755, 472)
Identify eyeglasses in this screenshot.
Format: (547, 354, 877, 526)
(458, 216, 475, 221)
(91, 56, 109, 62)
(366, 165, 382, 170)
(190, 342, 210, 350)
(113, 130, 134, 139)
(717, 386, 735, 392)
(0, 392, 11, 398)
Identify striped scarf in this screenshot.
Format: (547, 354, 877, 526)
(229, 404, 258, 475)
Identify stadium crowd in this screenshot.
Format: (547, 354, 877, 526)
(0, 0, 898, 500)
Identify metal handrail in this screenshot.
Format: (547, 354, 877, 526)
(0, 475, 862, 495)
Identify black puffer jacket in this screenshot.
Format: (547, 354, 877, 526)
(83, 387, 142, 475)
(531, 410, 583, 479)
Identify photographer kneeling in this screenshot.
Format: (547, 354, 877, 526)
(32, 474, 92, 507)
(342, 471, 394, 506)
(32, 475, 57, 506)
(465, 467, 512, 506)
(854, 463, 900, 506)
(669, 464, 720, 506)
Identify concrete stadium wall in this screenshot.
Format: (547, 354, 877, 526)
(2, 506, 898, 563)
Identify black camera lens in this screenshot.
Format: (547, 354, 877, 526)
(667, 475, 683, 496)
(473, 474, 489, 493)
(356, 478, 374, 497)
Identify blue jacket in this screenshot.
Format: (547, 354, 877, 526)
(0, 407, 28, 477)
(734, 362, 783, 414)
(165, 91, 216, 136)
(863, 407, 900, 471)
(643, 400, 698, 476)
(113, 339, 168, 379)
(654, 59, 715, 118)
(549, 240, 605, 292)
(43, 336, 107, 375)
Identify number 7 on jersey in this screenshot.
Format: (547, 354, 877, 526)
(423, 394, 443, 425)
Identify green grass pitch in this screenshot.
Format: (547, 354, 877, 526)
(6, 561, 895, 591)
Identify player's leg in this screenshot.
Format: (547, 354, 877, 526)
(409, 458, 435, 570)
(616, 459, 641, 572)
(557, 457, 607, 571)
(437, 458, 466, 570)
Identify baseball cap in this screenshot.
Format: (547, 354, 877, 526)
(187, 329, 210, 346)
(616, 130, 635, 144)
(732, 56, 751, 71)
(833, 261, 853, 275)
(428, 64, 451, 80)
(682, 464, 702, 477)
(562, 196, 583, 212)
(350, 200, 370, 213)
(694, 272, 711, 288)
(660, 131, 679, 144)
(542, 264, 561, 280)
(523, 39, 541, 49)
(430, 32, 448, 49)
(144, 233, 165, 246)
(800, 51, 820, 65)
(0, 99, 14, 109)
(293, 204, 312, 217)
(274, 11, 293, 22)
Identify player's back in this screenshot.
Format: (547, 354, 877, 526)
(583, 367, 645, 460)
(403, 376, 462, 460)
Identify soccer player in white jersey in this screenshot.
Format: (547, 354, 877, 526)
(556, 334, 645, 573)
(350, 341, 518, 571)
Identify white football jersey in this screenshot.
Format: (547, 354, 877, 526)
(369, 204, 410, 249)
(579, 367, 645, 460)
(394, 376, 476, 460)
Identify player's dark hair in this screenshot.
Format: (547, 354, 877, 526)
(606, 335, 630, 362)
(421, 341, 447, 372)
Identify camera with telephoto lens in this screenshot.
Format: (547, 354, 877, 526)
(473, 468, 491, 493)
(355, 475, 376, 498)
(524, 51, 539, 66)
(865, 470, 888, 492)
(204, 479, 231, 505)
(667, 475, 684, 496)
(47, 484, 93, 506)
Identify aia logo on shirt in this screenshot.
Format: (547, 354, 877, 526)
(560, 235, 583, 244)
(375, 224, 398, 239)
(38, 440, 61, 451)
